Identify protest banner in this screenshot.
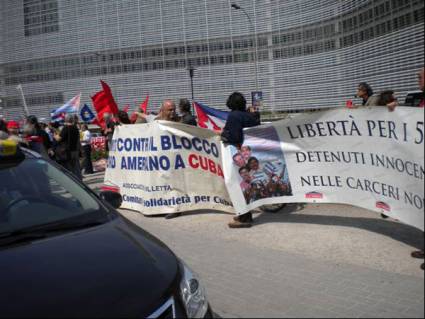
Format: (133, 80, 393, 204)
(222, 107, 424, 231)
(104, 121, 234, 215)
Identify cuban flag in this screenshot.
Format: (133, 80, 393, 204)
(194, 101, 229, 132)
(264, 161, 286, 176)
(50, 110, 65, 123)
(80, 104, 96, 123)
(263, 161, 280, 176)
(251, 170, 269, 186)
(51, 93, 81, 117)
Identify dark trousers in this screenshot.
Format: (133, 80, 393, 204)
(237, 212, 253, 223)
(81, 144, 94, 174)
(59, 151, 82, 180)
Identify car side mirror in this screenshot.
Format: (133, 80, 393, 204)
(100, 191, 122, 209)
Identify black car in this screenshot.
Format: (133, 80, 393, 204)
(0, 140, 212, 318)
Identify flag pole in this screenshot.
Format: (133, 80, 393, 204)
(193, 101, 199, 122)
(17, 84, 30, 116)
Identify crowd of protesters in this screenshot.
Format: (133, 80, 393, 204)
(1, 68, 423, 266)
(0, 95, 199, 181)
(1, 114, 81, 178)
(0, 68, 423, 179)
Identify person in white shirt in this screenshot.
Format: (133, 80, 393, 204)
(81, 124, 94, 175)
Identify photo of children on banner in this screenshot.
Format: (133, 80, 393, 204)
(232, 126, 292, 204)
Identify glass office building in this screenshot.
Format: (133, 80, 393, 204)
(0, 0, 424, 119)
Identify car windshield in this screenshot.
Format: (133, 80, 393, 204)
(0, 156, 108, 236)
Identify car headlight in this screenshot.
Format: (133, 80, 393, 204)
(179, 260, 209, 318)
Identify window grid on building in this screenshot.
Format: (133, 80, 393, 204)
(23, 0, 59, 37)
(0, 0, 423, 119)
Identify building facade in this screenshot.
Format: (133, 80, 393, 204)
(0, 0, 424, 119)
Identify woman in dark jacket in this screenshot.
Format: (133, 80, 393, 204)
(117, 110, 131, 124)
(221, 92, 260, 228)
(54, 114, 81, 180)
(178, 99, 197, 126)
(221, 92, 260, 146)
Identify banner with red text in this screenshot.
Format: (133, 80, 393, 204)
(223, 107, 424, 231)
(104, 121, 234, 215)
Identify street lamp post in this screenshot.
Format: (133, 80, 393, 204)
(188, 66, 196, 114)
(231, 3, 259, 92)
(188, 66, 195, 101)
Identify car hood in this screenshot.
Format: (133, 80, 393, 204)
(0, 217, 180, 318)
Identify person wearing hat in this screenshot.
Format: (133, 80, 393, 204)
(23, 115, 51, 158)
(7, 120, 19, 134)
(6, 121, 26, 146)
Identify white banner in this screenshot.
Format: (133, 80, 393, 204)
(223, 107, 424, 231)
(105, 121, 234, 215)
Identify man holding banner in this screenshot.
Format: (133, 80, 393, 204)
(156, 99, 182, 220)
(155, 100, 179, 122)
(221, 92, 261, 228)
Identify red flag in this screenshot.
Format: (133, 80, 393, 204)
(91, 80, 119, 127)
(91, 118, 101, 127)
(91, 91, 108, 128)
(140, 95, 149, 113)
(100, 80, 119, 114)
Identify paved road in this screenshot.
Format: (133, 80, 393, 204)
(85, 173, 424, 318)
